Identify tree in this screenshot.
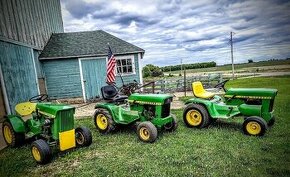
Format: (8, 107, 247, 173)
(142, 64, 164, 78)
(248, 59, 254, 63)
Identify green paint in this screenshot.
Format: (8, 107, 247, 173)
(185, 87, 278, 122)
(95, 93, 175, 127)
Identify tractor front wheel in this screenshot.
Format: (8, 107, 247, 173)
(183, 104, 210, 128)
(75, 127, 92, 147)
(94, 109, 116, 134)
(31, 139, 52, 164)
(164, 115, 178, 132)
(137, 121, 158, 143)
(243, 116, 268, 136)
(2, 121, 25, 147)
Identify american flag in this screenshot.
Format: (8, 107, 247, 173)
(106, 46, 116, 83)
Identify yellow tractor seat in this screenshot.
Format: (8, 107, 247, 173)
(15, 102, 37, 116)
(192, 81, 216, 99)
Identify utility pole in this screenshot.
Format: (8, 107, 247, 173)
(230, 32, 235, 79)
(180, 59, 183, 76)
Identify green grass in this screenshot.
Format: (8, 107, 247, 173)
(1, 76, 290, 177)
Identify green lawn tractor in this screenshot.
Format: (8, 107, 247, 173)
(2, 94, 92, 164)
(93, 85, 177, 143)
(183, 81, 278, 136)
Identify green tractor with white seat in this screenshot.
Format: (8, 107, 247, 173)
(93, 85, 177, 143)
(2, 94, 92, 164)
(183, 81, 277, 136)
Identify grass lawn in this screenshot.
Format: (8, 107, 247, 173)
(1, 76, 290, 177)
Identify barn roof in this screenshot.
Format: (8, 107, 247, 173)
(39, 30, 145, 59)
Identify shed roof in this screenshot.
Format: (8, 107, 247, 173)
(39, 30, 145, 59)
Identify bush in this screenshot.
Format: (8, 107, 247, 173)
(142, 64, 164, 78)
(161, 61, 216, 72)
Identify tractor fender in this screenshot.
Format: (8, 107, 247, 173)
(184, 98, 215, 117)
(5, 115, 26, 133)
(94, 104, 117, 121)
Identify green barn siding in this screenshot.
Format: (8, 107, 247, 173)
(115, 54, 141, 86)
(0, 0, 63, 49)
(0, 41, 38, 114)
(42, 59, 82, 99)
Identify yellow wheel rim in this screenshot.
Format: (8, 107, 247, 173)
(3, 125, 12, 144)
(186, 110, 202, 126)
(32, 146, 41, 162)
(76, 132, 84, 145)
(246, 121, 261, 135)
(96, 114, 108, 130)
(139, 127, 150, 141)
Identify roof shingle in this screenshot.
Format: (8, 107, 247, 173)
(39, 30, 145, 59)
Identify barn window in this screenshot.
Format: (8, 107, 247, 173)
(116, 56, 135, 75)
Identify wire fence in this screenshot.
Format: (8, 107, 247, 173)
(142, 73, 224, 94)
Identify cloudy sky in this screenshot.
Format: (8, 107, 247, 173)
(60, 0, 290, 67)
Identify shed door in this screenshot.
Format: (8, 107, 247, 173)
(81, 58, 107, 101)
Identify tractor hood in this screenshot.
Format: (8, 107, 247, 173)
(128, 93, 173, 105)
(36, 103, 75, 118)
(225, 88, 278, 99)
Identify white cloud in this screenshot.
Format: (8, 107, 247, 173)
(60, 0, 290, 66)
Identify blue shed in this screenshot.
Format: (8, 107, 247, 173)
(39, 30, 145, 102)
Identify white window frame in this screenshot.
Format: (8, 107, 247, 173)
(115, 55, 136, 76)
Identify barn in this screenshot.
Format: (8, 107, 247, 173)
(39, 30, 145, 102)
(0, 0, 63, 116)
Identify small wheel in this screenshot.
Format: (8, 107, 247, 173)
(164, 114, 178, 131)
(137, 121, 158, 143)
(94, 109, 116, 134)
(31, 139, 52, 164)
(183, 103, 210, 128)
(243, 116, 268, 136)
(268, 117, 275, 127)
(75, 127, 92, 147)
(2, 121, 25, 147)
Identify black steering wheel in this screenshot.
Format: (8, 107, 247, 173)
(214, 79, 229, 91)
(29, 94, 48, 102)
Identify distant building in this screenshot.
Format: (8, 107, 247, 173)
(0, 0, 144, 115)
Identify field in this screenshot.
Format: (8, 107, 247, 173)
(0, 76, 290, 177)
(166, 59, 290, 75)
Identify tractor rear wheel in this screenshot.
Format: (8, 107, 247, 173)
(164, 114, 178, 132)
(75, 126, 92, 147)
(31, 139, 52, 164)
(94, 109, 116, 134)
(2, 121, 25, 147)
(183, 104, 210, 128)
(243, 116, 268, 136)
(137, 121, 158, 143)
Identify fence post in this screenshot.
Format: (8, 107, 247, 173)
(152, 81, 155, 93)
(184, 68, 186, 97)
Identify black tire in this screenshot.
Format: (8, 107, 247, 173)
(268, 117, 275, 127)
(75, 126, 92, 147)
(243, 116, 268, 136)
(137, 121, 158, 143)
(2, 121, 25, 147)
(164, 114, 178, 132)
(183, 103, 211, 128)
(31, 139, 52, 164)
(94, 109, 116, 134)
